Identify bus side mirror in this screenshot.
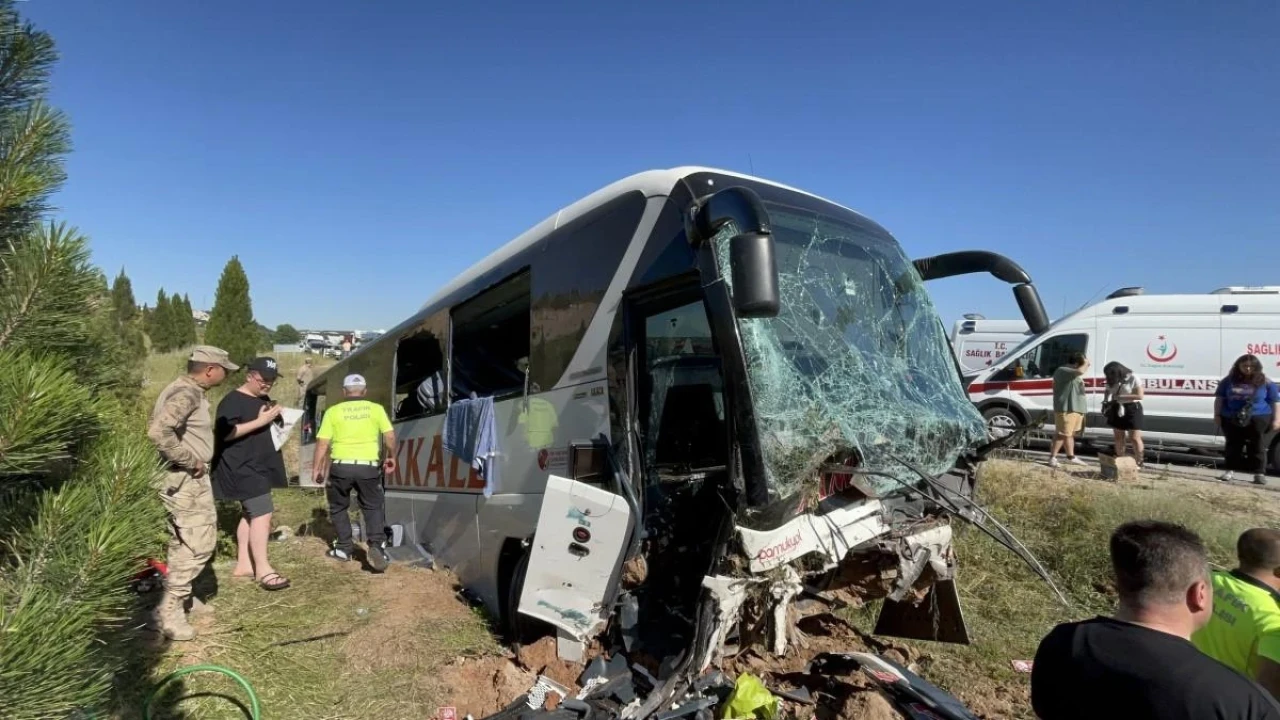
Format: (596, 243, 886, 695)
(729, 231, 780, 319)
(689, 186, 780, 320)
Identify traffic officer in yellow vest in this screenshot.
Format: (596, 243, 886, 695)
(311, 373, 397, 572)
(1193, 528, 1280, 700)
(146, 345, 237, 640)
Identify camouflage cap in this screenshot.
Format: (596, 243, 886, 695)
(189, 345, 240, 371)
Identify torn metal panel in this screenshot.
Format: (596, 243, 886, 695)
(711, 206, 987, 500)
(769, 567, 803, 656)
(886, 523, 956, 602)
(698, 576, 753, 672)
(735, 498, 888, 573)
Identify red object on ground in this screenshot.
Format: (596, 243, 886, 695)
(131, 558, 168, 580)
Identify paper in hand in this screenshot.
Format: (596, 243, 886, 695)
(272, 407, 304, 451)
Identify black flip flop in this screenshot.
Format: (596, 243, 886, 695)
(258, 572, 291, 591)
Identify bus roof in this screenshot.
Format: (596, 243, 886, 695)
(307, 167, 879, 393)
(416, 166, 867, 314)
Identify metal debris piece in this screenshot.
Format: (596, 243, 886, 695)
(769, 567, 803, 655)
(692, 671, 732, 693)
(620, 594, 640, 652)
(698, 576, 753, 671)
(578, 656, 610, 686)
(886, 524, 954, 602)
(654, 697, 716, 720)
(773, 685, 814, 705)
(525, 675, 570, 711)
(806, 652, 979, 720)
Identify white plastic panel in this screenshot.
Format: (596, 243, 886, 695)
(518, 475, 632, 640)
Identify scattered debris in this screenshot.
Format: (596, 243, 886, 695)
(525, 675, 569, 710)
(1010, 660, 1034, 674)
(720, 674, 778, 719)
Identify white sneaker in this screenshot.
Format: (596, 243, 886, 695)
(1068, 457, 1087, 466)
(1219, 471, 1235, 483)
(1048, 458, 1061, 468)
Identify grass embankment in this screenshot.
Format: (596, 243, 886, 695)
(848, 459, 1279, 718)
(116, 487, 504, 720)
(121, 349, 504, 719)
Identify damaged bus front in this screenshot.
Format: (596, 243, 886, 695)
(510, 170, 1050, 713)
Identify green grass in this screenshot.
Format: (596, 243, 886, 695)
(846, 459, 1275, 718)
(112, 486, 503, 720)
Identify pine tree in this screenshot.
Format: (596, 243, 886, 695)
(181, 293, 197, 345)
(160, 289, 183, 348)
(110, 269, 137, 324)
(0, 6, 68, 249)
(204, 255, 258, 365)
(109, 269, 145, 364)
(150, 288, 171, 351)
(0, 6, 161, 716)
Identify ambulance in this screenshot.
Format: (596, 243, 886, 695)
(950, 315, 1032, 377)
(966, 286, 1280, 470)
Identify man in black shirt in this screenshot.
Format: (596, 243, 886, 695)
(213, 357, 290, 591)
(1032, 520, 1280, 719)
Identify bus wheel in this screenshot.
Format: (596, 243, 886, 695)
(982, 406, 1022, 441)
(505, 550, 548, 645)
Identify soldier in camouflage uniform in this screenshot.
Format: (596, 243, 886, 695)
(146, 345, 238, 641)
(296, 357, 314, 404)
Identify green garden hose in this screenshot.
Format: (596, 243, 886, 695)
(143, 664, 261, 720)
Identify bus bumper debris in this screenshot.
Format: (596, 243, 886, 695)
(481, 515, 970, 718)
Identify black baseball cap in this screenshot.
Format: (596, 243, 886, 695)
(247, 357, 280, 381)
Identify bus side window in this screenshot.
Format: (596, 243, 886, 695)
(451, 270, 531, 401)
(394, 318, 448, 420)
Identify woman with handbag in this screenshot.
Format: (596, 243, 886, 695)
(1215, 353, 1280, 486)
(1103, 362, 1145, 467)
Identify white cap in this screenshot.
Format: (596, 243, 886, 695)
(342, 374, 367, 388)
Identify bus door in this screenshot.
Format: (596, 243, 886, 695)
(297, 387, 326, 487)
(517, 474, 634, 660)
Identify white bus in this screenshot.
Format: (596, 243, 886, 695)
(300, 167, 1049, 705)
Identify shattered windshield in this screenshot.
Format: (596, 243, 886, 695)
(714, 201, 985, 498)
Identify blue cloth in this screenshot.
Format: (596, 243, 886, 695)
(1216, 380, 1279, 418)
(443, 396, 499, 497)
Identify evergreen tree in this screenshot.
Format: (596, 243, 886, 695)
(0, 7, 160, 715)
(110, 268, 137, 324)
(204, 255, 258, 365)
(181, 293, 197, 345)
(150, 288, 171, 351)
(0, 5, 68, 249)
(274, 323, 302, 344)
(109, 269, 145, 364)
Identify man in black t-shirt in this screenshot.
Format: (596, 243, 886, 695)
(213, 357, 290, 591)
(1032, 520, 1280, 719)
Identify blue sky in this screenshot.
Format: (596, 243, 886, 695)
(25, 0, 1278, 331)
